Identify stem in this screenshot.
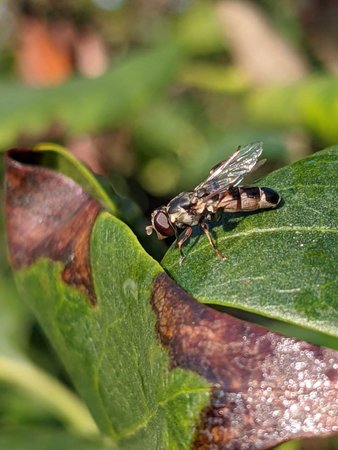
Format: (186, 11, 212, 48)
(0, 355, 99, 436)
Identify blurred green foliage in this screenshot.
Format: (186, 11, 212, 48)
(0, 0, 337, 448)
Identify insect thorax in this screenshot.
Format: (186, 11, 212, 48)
(167, 191, 201, 227)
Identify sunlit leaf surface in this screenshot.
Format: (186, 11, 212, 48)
(163, 147, 338, 337)
(4, 146, 337, 449)
(4, 149, 209, 449)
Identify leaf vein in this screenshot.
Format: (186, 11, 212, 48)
(114, 386, 210, 441)
(187, 226, 337, 258)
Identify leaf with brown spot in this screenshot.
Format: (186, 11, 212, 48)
(4, 146, 210, 449)
(152, 273, 337, 449)
(5, 148, 102, 304)
(3, 146, 338, 449)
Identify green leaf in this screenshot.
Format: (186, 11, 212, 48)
(15, 217, 209, 448)
(5, 149, 209, 449)
(0, 429, 110, 450)
(180, 63, 249, 94)
(162, 147, 338, 338)
(0, 204, 96, 434)
(0, 426, 196, 450)
(175, 2, 224, 55)
(0, 355, 98, 435)
(247, 76, 338, 144)
(0, 44, 183, 149)
(0, 273, 30, 357)
(5, 147, 337, 449)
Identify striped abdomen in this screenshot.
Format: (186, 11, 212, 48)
(218, 186, 281, 212)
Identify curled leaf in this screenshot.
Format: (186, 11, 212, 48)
(4, 147, 338, 449)
(152, 274, 338, 448)
(5, 149, 102, 304)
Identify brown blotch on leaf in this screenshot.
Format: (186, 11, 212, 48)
(151, 273, 338, 449)
(4, 149, 102, 305)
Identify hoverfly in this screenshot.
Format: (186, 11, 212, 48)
(146, 142, 281, 265)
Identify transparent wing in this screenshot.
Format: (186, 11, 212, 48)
(194, 141, 264, 196)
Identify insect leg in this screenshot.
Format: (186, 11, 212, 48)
(200, 222, 225, 261)
(177, 227, 192, 266)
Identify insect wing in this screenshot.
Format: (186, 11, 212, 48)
(194, 141, 264, 196)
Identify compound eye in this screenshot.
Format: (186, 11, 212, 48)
(153, 210, 174, 238)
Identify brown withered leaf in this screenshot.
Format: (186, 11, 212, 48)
(5, 149, 102, 304)
(152, 274, 338, 449)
